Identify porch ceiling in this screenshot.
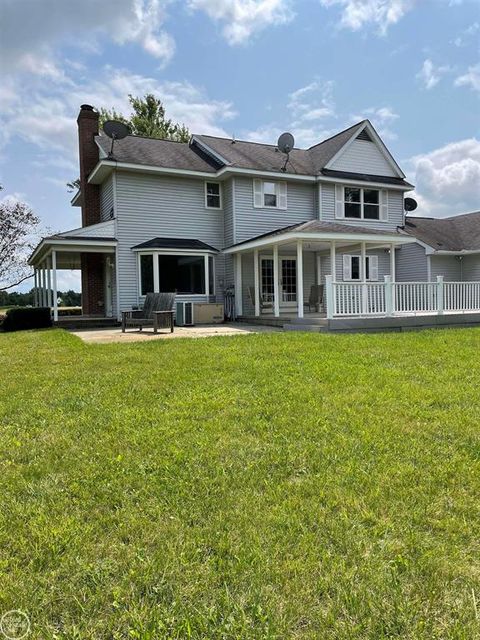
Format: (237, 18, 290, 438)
(28, 237, 116, 266)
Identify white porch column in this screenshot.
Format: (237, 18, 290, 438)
(235, 253, 243, 316)
(52, 250, 58, 321)
(40, 264, 46, 307)
(253, 249, 260, 317)
(46, 256, 52, 308)
(204, 255, 209, 298)
(330, 241, 336, 282)
(316, 252, 321, 285)
(437, 275, 444, 315)
(33, 269, 38, 307)
(361, 242, 367, 315)
(297, 240, 304, 318)
(390, 243, 396, 281)
(273, 244, 280, 317)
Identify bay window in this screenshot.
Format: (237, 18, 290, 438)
(139, 253, 215, 296)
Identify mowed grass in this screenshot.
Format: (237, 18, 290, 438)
(1, 329, 480, 639)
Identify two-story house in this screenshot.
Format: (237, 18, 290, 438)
(29, 104, 480, 328)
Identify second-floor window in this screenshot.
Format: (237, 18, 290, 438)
(344, 187, 379, 220)
(253, 179, 287, 209)
(336, 185, 388, 221)
(205, 182, 222, 209)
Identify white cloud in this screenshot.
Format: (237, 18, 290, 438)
(319, 0, 413, 34)
(407, 139, 480, 217)
(0, 67, 236, 163)
(452, 21, 480, 47)
(288, 80, 335, 122)
(188, 0, 294, 44)
(455, 63, 480, 93)
(0, 0, 175, 73)
(416, 58, 451, 90)
(350, 106, 399, 140)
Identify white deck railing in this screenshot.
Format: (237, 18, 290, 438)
(325, 275, 480, 318)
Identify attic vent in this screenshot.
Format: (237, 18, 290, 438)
(357, 129, 373, 142)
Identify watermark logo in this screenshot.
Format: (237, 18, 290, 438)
(0, 611, 30, 639)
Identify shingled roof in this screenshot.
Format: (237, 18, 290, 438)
(404, 211, 480, 251)
(95, 120, 412, 185)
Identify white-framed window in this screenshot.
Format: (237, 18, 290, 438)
(138, 252, 215, 296)
(343, 255, 379, 281)
(335, 185, 388, 221)
(205, 182, 222, 209)
(253, 179, 287, 209)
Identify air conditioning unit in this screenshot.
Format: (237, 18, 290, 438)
(176, 301, 194, 326)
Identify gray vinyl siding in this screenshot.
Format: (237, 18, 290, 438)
(329, 139, 397, 177)
(234, 177, 316, 243)
(114, 171, 225, 311)
(100, 175, 114, 222)
(462, 255, 480, 281)
(320, 183, 405, 231)
(395, 242, 428, 281)
(430, 255, 462, 282)
(223, 179, 235, 289)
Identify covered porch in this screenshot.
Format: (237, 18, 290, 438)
(28, 231, 117, 322)
(225, 221, 411, 321)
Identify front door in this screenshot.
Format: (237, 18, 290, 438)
(260, 257, 297, 308)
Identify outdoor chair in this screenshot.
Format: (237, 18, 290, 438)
(307, 284, 324, 312)
(121, 292, 175, 333)
(248, 286, 273, 313)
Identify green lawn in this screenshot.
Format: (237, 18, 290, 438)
(1, 329, 480, 639)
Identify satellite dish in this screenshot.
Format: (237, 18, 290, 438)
(277, 132, 295, 154)
(404, 197, 418, 212)
(103, 120, 129, 158)
(277, 132, 295, 172)
(103, 120, 129, 140)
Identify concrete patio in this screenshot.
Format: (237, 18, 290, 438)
(71, 323, 281, 343)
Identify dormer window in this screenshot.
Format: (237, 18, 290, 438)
(205, 182, 222, 209)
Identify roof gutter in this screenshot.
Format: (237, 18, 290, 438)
(223, 230, 416, 254)
(87, 158, 413, 189)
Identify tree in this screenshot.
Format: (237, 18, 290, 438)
(0, 186, 40, 291)
(67, 94, 190, 192)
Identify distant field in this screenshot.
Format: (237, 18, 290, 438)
(1, 328, 479, 639)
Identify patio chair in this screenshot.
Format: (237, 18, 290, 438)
(248, 286, 273, 313)
(307, 284, 324, 312)
(121, 292, 175, 333)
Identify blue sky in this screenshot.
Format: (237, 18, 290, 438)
(1, 0, 479, 291)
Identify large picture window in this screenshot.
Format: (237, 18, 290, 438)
(158, 255, 205, 294)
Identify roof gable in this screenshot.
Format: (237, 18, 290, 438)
(325, 121, 405, 179)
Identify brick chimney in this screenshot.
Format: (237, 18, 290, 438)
(77, 104, 101, 227)
(77, 105, 104, 315)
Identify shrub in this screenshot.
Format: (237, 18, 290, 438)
(2, 307, 52, 332)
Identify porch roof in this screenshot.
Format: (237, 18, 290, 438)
(29, 235, 116, 267)
(132, 237, 219, 252)
(223, 220, 416, 254)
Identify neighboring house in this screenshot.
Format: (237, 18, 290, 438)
(397, 211, 480, 282)
(29, 105, 480, 326)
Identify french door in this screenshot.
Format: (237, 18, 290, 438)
(261, 257, 297, 306)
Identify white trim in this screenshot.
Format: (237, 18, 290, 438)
(319, 175, 412, 191)
(204, 181, 223, 209)
(273, 244, 280, 317)
(235, 253, 243, 316)
(324, 121, 406, 179)
(253, 179, 287, 210)
(29, 239, 116, 265)
(70, 190, 82, 207)
(52, 251, 58, 321)
(223, 230, 415, 254)
(427, 254, 432, 282)
(87, 158, 413, 190)
(342, 185, 382, 221)
(318, 183, 322, 219)
(204, 255, 209, 296)
(390, 243, 396, 281)
(232, 177, 237, 244)
(253, 248, 260, 317)
(297, 240, 304, 319)
(133, 247, 217, 255)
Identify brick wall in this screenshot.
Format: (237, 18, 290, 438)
(77, 104, 101, 227)
(81, 253, 105, 316)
